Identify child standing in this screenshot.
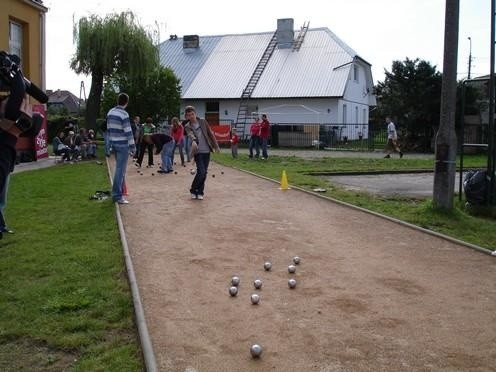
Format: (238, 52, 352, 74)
(230, 128, 239, 158)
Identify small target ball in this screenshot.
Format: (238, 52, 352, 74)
(250, 344, 263, 358)
(221, 171, 224, 175)
(152, 173, 155, 176)
(288, 265, 296, 274)
(263, 262, 272, 271)
(190, 169, 196, 175)
(231, 276, 240, 286)
(250, 293, 260, 305)
(288, 279, 297, 288)
(212, 174, 215, 178)
(174, 171, 177, 174)
(293, 256, 301, 265)
(254, 279, 262, 289)
(229, 286, 238, 296)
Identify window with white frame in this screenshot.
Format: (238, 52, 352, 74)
(342, 104, 347, 124)
(9, 21, 23, 60)
(363, 108, 367, 124)
(353, 65, 359, 82)
(355, 106, 359, 124)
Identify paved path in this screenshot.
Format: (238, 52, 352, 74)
(113, 156, 495, 371)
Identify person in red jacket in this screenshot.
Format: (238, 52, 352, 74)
(249, 116, 261, 158)
(260, 113, 270, 159)
(230, 127, 239, 158)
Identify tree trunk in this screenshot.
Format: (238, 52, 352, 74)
(433, 0, 459, 210)
(85, 70, 104, 129)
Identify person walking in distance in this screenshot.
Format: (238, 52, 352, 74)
(107, 93, 135, 204)
(230, 127, 239, 158)
(183, 106, 220, 200)
(260, 113, 270, 159)
(384, 116, 403, 159)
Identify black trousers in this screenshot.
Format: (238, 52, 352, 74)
(190, 153, 210, 196)
(137, 143, 154, 166)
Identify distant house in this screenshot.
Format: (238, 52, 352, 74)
(47, 89, 84, 114)
(159, 18, 376, 141)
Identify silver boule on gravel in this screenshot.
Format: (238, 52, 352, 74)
(229, 286, 238, 296)
(288, 265, 296, 274)
(250, 344, 263, 358)
(293, 256, 301, 265)
(263, 262, 272, 271)
(250, 293, 260, 304)
(288, 278, 297, 288)
(231, 276, 240, 286)
(254, 279, 263, 289)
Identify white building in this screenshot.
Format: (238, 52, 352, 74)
(158, 19, 376, 142)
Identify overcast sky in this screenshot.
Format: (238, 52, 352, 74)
(43, 0, 490, 96)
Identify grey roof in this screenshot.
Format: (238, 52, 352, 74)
(158, 27, 366, 99)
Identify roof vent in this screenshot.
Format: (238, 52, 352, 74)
(183, 35, 199, 49)
(276, 18, 294, 49)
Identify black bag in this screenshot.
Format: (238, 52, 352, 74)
(463, 170, 487, 205)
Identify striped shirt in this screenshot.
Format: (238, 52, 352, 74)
(107, 106, 135, 146)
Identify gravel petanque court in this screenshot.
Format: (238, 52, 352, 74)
(112, 156, 496, 371)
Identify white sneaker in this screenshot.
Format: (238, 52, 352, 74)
(191, 194, 197, 199)
(117, 199, 129, 204)
(197, 195, 204, 200)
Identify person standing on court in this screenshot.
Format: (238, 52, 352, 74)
(260, 113, 270, 159)
(183, 105, 220, 200)
(107, 93, 135, 204)
(248, 115, 261, 158)
(384, 116, 403, 159)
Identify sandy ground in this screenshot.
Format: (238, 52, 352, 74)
(112, 155, 496, 372)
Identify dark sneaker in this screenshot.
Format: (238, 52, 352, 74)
(399, 152, 404, 159)
(384, 154, 391, 158)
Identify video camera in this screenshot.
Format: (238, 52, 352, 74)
(0, 51, 48, 103)
(0, 51, 48, 137)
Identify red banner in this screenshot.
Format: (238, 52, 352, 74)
(210, 125, 231, 143)
(33, 105, 49, 160)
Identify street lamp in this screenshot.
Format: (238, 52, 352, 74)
(467, 36, 472, 79)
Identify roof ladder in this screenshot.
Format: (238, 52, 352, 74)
(235, 31, 278, 139)
(293, 21, 309, 52)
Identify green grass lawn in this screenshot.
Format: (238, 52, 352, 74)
(213, 153, 496, 250)
(0, 161, 143, 371)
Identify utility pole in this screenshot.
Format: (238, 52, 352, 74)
(467, 36, 472, 79)
(433, 0, 459, 210)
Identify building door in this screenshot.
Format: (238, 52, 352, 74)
(205, 102, 219, 125)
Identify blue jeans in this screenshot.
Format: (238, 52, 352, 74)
(172, 138, 185, 165)
(261, 137, 268, 158)
(184, 136, 192, 162)
(161, 140, 175, 171)
(112, 145, 130, 201)
(190, 152, 210, 196)
(249, 136, 260, 158)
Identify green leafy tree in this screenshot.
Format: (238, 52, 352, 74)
(71, 11, 158, 128)
(373, 58, 442, 146)
(101, 66, 181, 122)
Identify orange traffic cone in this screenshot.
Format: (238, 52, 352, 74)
(122, 180, 128, 196)
(279, 170, 290, 190)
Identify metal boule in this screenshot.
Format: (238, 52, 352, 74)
(229, 286, 238, 296)
(288, 265, 296, 274)
(263, 262, 272, 271)
(254, 279, 262, 289)
(293, 256, 301, 265)
(231, 276, 240, 286)
(288, 279, 297, 288)
(190, 169, 196, 175)
(250, 344, 263, 358)
(250, 293, 260, 304)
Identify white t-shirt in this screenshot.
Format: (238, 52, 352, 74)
(387, 122, 397, 140)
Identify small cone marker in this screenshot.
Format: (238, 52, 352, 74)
(122, 181, 128, 196)
(279, 170, 290, 190)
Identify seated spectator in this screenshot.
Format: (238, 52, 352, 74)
(52, 132, 72, 161)
(86, 129, 97, 158)
(65, 130, 81, 160)
(75, 128, 90, 159)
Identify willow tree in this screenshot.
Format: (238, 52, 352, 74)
(71, 11, 158, 127)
